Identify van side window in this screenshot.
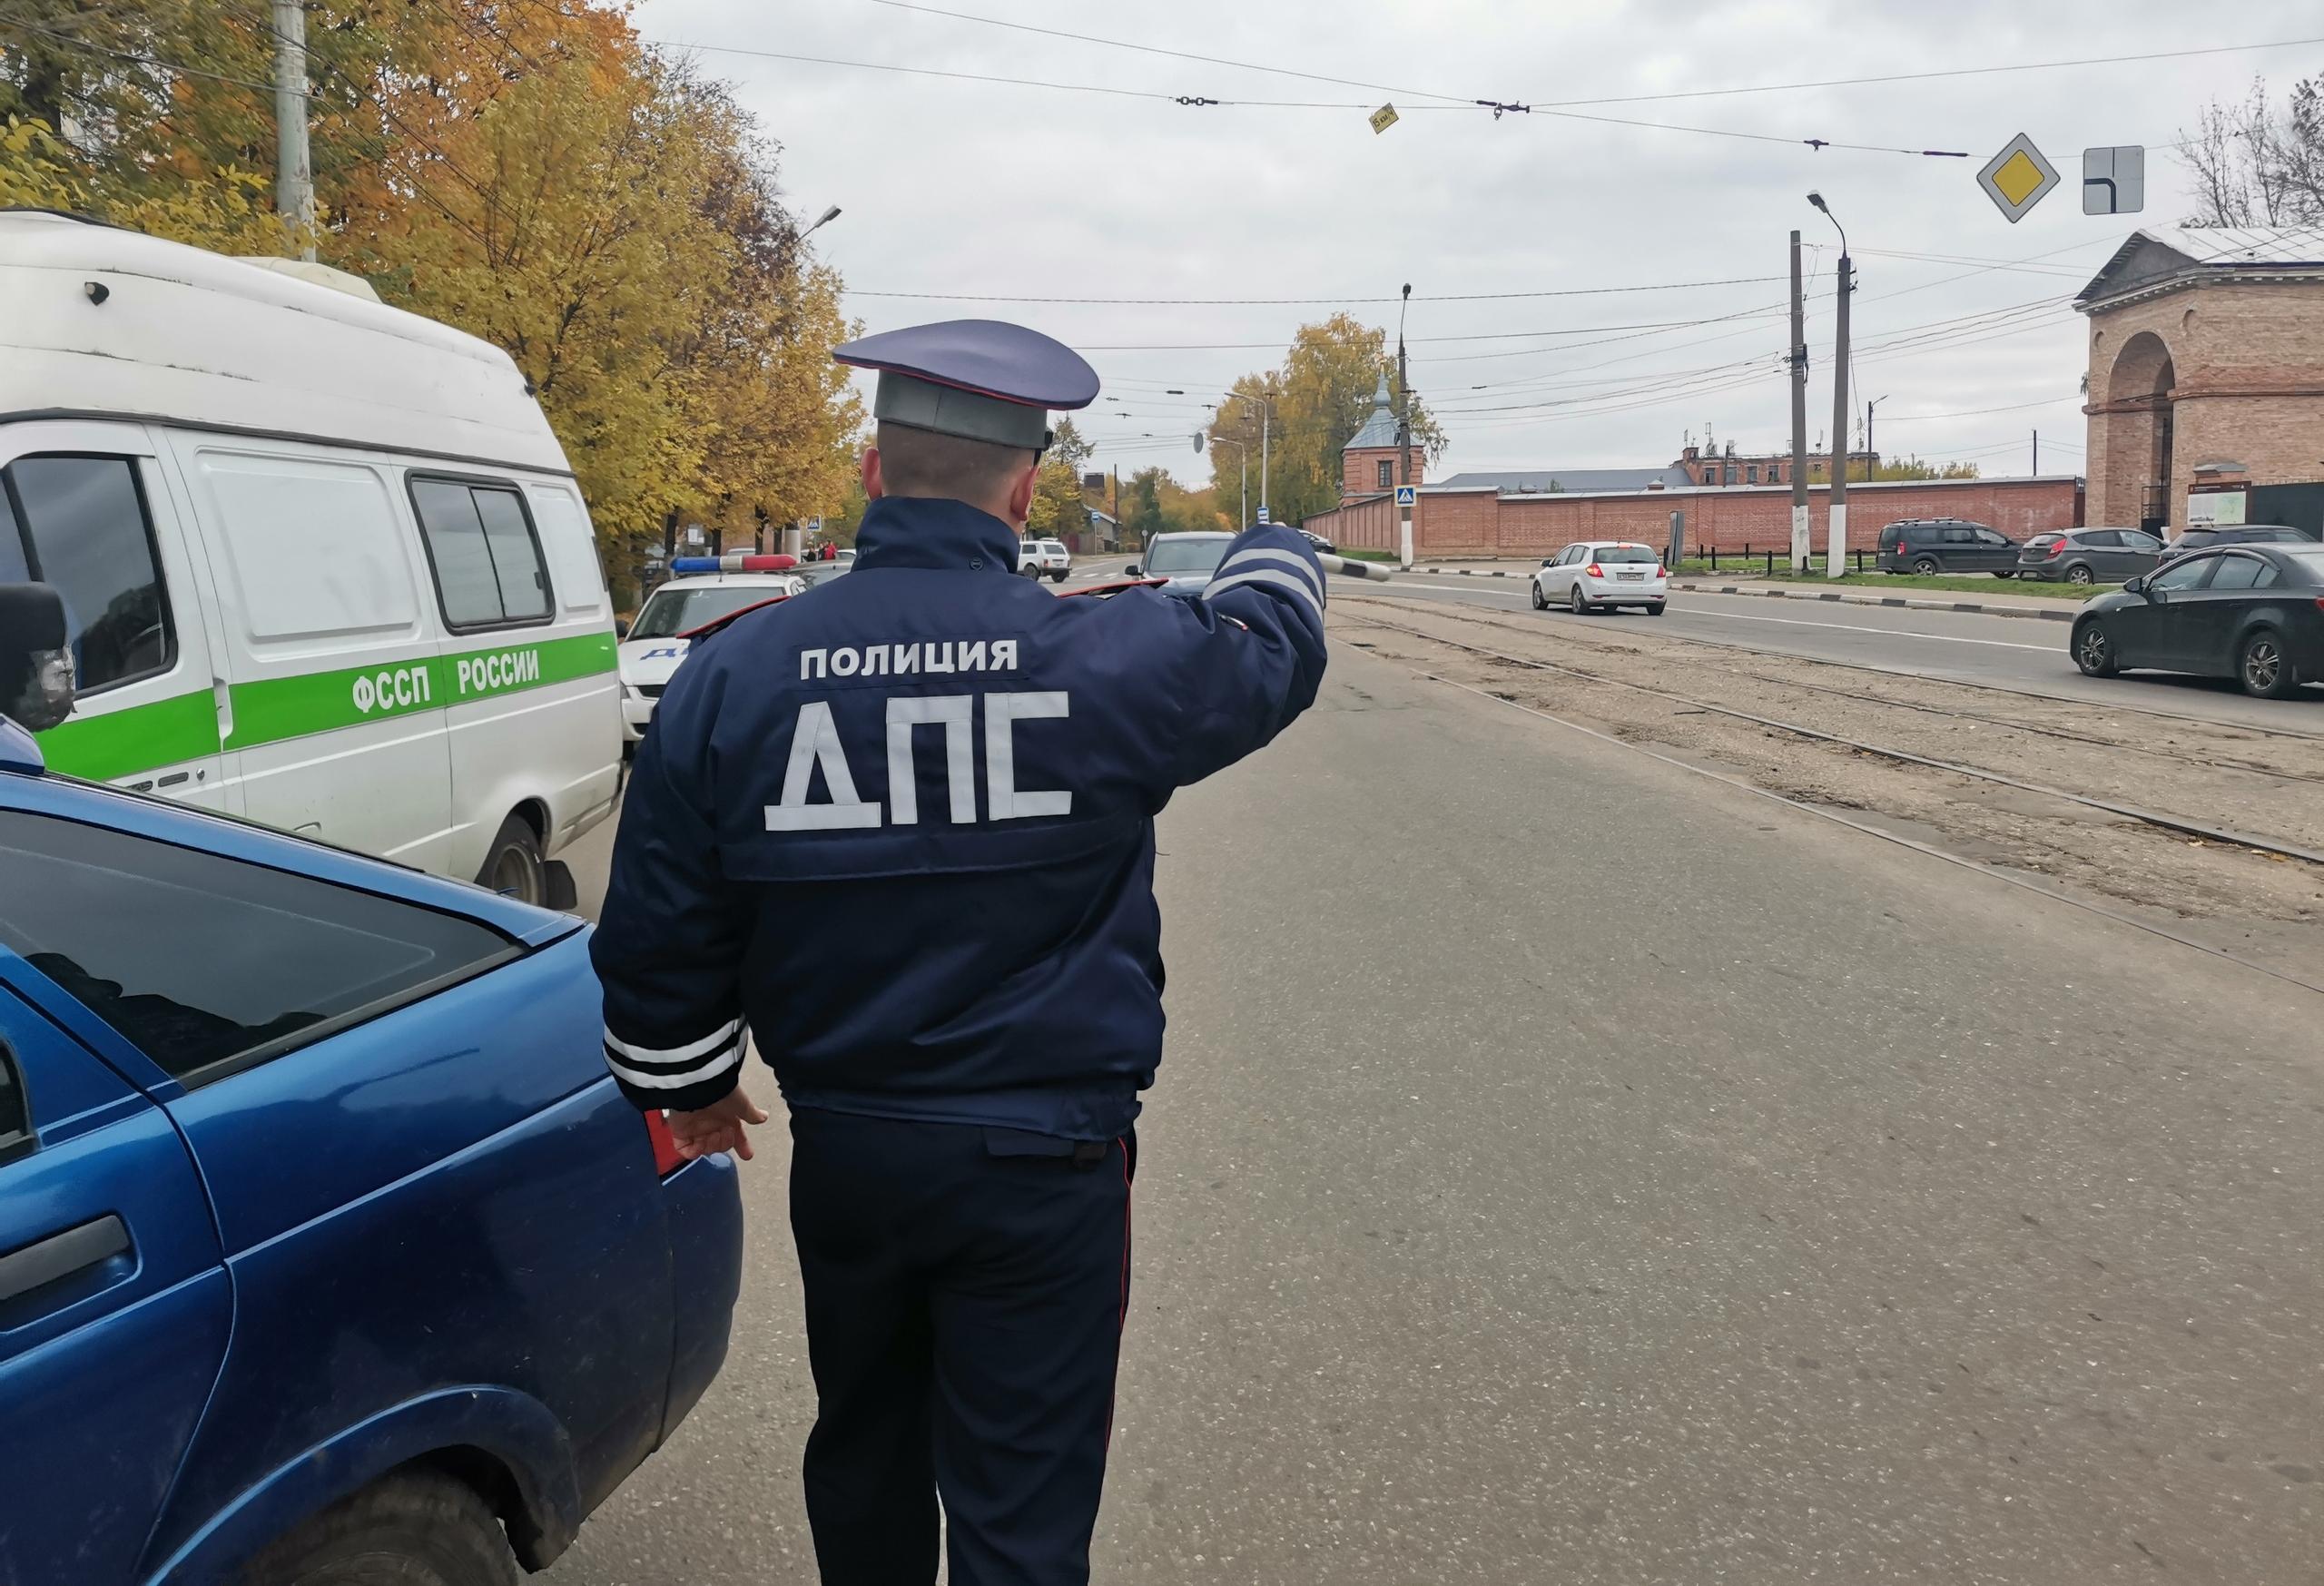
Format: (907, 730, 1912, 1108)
(0, 456, 173, 693)
(0, 808, 517, 1085)
(410, 478, 553, 631)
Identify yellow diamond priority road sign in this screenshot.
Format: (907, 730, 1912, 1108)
(1976, 133, 2059, 223)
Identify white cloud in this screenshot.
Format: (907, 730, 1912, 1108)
(635, 0, 2318, 488)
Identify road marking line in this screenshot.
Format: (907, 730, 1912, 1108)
(1669, 606, 2057, 651)
(1370, 586, 2056, 650)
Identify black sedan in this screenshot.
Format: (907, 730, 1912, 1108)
(2071, 544, 2324, 698)
(1298, 528, 1336, 555)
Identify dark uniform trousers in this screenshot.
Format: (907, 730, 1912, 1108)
(788, 1108, 1137, 1585)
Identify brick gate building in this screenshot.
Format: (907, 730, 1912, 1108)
(2079, 228, 2324, 536)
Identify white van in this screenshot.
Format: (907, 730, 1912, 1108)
(0, 212, 620, 903)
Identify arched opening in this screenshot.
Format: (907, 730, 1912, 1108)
(2105, 330, 2175, 533)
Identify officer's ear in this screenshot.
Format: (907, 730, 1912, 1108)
(1004, 457, 1038, 527)
(862, 447, 887, 500)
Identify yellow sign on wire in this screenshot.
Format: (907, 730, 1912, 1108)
(1976, 133, 2059, 223)
(1370, 103, 1399, 135)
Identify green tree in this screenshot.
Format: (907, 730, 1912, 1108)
(1026, 418, 1094, 539)
(1121, 468, 1166, 541)
(1203, 315, 1445, 527)
(1869, 456, 1980, 481)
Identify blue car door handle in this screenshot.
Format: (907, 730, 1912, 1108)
(0, 1215, 130, 1306)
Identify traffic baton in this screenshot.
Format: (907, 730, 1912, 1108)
(1315, 552, 1394, 582)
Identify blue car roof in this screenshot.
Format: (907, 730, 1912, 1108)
(0, 752, 578, 947)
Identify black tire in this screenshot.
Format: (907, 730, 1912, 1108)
(1050, 570, 1068, 583)
(1911, 556, 1940, 576)
(2064, 563, 2095, 586)
(1646, 602, 1666, 617)
(1994, 570, 2016, 579)
(477, 814, 545, 905)
(1569, 583, 1590, 615)
(2239, 628, 2299, 699)
(1530, 580, 1548, 610)
(241, 1470, 517, 1586)
(2073, 621, 2119, 678)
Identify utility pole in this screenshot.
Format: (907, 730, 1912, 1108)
(1809, 192, 1851, 579)
(2032, 429, 2039, 476)
(1396, 282, 1414, 568)
(1260, 391, 1271, 522)
(1861, 394, 1886, 481)
(271, 0, 317, 261)
(1110, 466, 1120, 551)
(1787, 230, 1810, 571)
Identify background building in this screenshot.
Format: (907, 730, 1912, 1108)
(1340, 373, 1424, 500)
(2080, 228, 2324, 537)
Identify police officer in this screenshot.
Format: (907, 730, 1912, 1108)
(591, 319, 1328, 1585)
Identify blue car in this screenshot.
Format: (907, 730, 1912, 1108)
(0, 586, 742, 1584)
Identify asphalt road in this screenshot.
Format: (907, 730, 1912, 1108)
(1346, 573, 2324, 733)
(550, 641, 2324, 1584)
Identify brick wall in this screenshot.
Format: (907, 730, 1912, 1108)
(2084, 279, 2324, 530)
(1300, 477, 2082, 558)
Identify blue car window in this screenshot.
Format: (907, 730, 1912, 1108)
(0, 812, 517, 1084)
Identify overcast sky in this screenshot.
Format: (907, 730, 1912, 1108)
(633, 0, 2319, 489)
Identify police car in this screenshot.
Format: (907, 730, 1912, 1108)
(619, 556, 803, 749)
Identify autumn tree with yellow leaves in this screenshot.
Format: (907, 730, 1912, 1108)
(0, 0, 860, 565)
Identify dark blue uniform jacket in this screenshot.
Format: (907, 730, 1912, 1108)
(591, 498, 1327, 1138)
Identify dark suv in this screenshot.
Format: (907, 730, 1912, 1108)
(1876, 518, 2022, 576)
(2170, 524, 2312, 554)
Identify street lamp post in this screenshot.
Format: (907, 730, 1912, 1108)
(1212, 391, 1273, 524)
(788, 203, 844, 558)
(1807, 192, 1852, 579)
(1199, 431, 1250, 530)
(1396, 283, 1414, 568)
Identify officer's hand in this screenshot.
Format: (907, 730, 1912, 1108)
(666, 1088, 770, 1161)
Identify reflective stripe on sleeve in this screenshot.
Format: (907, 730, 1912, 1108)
(1215, 547, 1324, 603)
(603, 1018, 747, 1090)
(1203, 566, 1324, 619)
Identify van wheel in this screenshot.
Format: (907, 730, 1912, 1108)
(1911, 556, 1940, 576)
(478, 815, 546, 905)
(240, 1469, 517, 1586)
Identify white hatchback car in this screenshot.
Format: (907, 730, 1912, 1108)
(1532, 541, 1669, 616)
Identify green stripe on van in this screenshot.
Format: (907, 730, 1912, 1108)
(34, 633, 617, 773)
(36, 690, 221, 781)
(225, 632, 617, 751)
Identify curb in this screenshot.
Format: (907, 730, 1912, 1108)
(1669, 581, 2079, 624)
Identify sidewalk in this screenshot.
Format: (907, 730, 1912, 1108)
(1402, 560, 2084, 624)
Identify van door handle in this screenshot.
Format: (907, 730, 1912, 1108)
(0, 1215, 130, 1305)
(213, 678, 233, 743)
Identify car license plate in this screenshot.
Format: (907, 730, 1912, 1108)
(1617, 570, 1645, 580)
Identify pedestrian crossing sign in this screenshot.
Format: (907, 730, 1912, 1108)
(1395, 485, 1416, 507)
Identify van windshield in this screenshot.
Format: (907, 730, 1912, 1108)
(631, 584, 788, 639)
